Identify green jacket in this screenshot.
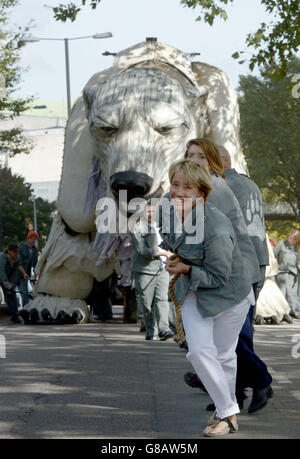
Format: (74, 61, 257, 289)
(0, 252, 21, 285)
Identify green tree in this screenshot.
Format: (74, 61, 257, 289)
(238, 56, 300, 237)
(51, 0, 300, 79)
(180, 0, 300, 79)
(0, 0, 32, 157)
(0, 166, 56, 250)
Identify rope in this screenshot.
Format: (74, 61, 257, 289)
(168, 255, 186, 343)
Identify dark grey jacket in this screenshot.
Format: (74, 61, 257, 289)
(160, 201, 252, 318)
(18, 242, 39, 277)
(0, 252, 21, 285)
(224, 168, 269, 267)
(208, 173, 261, 284)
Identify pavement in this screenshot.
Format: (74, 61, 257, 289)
(0, 304, 300, 440)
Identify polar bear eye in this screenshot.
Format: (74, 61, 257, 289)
(155, 126, 173, 134)
(95, 125, 118, 136)
(154, 121, 189, 136)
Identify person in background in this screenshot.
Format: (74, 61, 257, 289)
(183, 139, 273, 415)
(0, 243, 29, 323)
(274, 229, 300, 319)
(130, 201, 173, 341)
(17, 231, 39, 307)
(255, 237, 293, 324)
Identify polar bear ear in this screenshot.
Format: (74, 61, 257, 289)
(83, 85, 99, 118)
(183, 84, 209, 133)
(188, 85, 208, 109)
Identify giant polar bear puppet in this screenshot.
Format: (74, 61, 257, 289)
(24, 39, 247, 323)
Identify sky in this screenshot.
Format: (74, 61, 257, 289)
(9, 0, 274, 107)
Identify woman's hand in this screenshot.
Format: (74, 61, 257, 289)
(164, 260, 190, 275)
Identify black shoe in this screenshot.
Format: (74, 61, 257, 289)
(11, 315, 21, 324)
(206, 403, 216, 411)
(101, 315, 113, 322)
(282, 313, 293, 324)
(270, 315, 281, 325)
(18, 309, 30, 324)
(179, 341, 189, 350)
(139, 323, 146, 332)
(159, 330, 174, 341)
(248, 385, 273, 414)
(184, 372, 208, 393)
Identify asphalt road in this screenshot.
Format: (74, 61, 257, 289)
(0, 305, 300, 440)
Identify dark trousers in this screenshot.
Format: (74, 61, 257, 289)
(236, 304, 272, 392)
(87, 278, 113, 320)
(1, 285, 19, 318)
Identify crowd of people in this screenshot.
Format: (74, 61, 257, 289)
(129, 138, 300, 437)
(0, 231, 39, 323)
(1, 138, 300, 437)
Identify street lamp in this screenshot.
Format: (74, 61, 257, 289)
(21, 32, 113, 117)
(28, 194, 38, 248)
(102, 51, 117, 57)
(0, 149, 8, 251)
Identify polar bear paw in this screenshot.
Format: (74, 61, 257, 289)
(19, 295, 90, 324)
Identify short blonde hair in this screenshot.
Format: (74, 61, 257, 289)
(169, 159, 213, 202)
(185, 138, 225, 178)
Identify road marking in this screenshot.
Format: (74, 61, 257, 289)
(269, 367, 292, 384)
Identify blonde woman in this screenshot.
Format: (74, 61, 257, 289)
(162, 160, 252, 437)
(184, 138, 273, 415)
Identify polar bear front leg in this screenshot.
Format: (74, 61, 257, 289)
(22, 268, 94, 323)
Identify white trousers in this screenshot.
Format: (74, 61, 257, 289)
(181, 291, 250, 419)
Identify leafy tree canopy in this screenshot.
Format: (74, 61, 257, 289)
(238, 56, 300, 235)
(51, 0, 300, 79)
(181, 0, 300, 79)
(0, 0, 32, 156)
(0, 166, 56, 250)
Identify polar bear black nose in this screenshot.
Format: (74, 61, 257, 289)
(110, 171, 153, 200)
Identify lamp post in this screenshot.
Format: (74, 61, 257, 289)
(0, 198, 3, 252)
(28, 195, 38, 249)
(0, 148, 8, 251)
(21, 32, 113, 117)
